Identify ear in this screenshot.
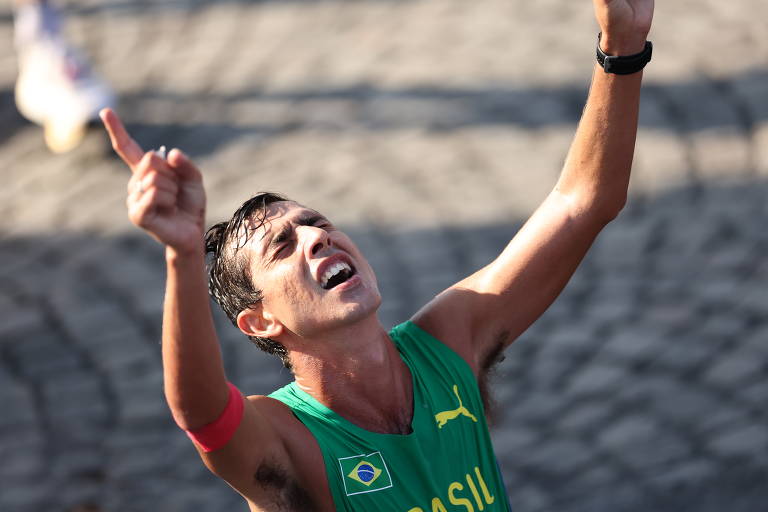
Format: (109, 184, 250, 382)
(237, 304, 284, 339)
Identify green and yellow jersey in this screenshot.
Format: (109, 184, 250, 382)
(269, 321, 513, 512)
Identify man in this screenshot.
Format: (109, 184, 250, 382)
(102, 0, 655, 509)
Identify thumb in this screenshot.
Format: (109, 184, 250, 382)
(167, 148, 202, 182)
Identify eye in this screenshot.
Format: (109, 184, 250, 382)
(276, 240, 294, 254)
(271, 237, 295, 258)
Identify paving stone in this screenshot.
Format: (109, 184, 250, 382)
(598, 324, 669, 363)
(586, 293, 636, 325)
(598, 414, 660, 450)
(697, 406, 753, 435)
(709, 424, 768, 457)
(80, 328, 159, 376)
(55, 301, 146, 349)
(113, 373, 167, 422)
(517, 438, 594, 474)
(633, 131, 691, 194)
(0, 385, 38, 429)
(506, 484, 552, 512)
(641, 301, 696, 334)
(690, 129, 752, 180)
(618, 432, 692, 473)
(0, 301, 45, 341)
(648, 457, 718, 491)
(57, 481, 104, 512)
(741, 380, 768, 410)
(703, 351, 765, 388)
(649, 385, 723, 426)
(690, 313, 747, 342)
(657, 341, 715, 375)
(556, 400, 613, 433)
(566, 364, 627, 398)
(50, 446, 106, 481)
(525, 355, 573, 390)
(592, 220, 652, 271)
(506, 390, 568, 424)
(564, 484, 648, 512)
(107, 444, 176, 480)
(0, 429, 46, 478)
(6, 331, 84, 380)
(543, 323, 599, 352)
(42, 375, 110, 441)
(0, 479, 51, 511)
(738, 282, 768, 312)
(492, 425, 540, 459)
(697, 277, 743, 304)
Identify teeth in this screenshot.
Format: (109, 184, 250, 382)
(321, 261, 352, 288)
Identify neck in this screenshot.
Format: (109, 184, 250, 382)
(286, 315, 414, 434)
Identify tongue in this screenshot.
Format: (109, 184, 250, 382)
(325, 270, 350, 289)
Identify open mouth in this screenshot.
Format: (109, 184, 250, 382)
(320, 261, 357, 290)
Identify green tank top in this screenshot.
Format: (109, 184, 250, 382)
(269, 321, 512, 512)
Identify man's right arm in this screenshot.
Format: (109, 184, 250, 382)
(163, 244, 290, 489)
(162, 246, 229, 428)
(100, 108, 285, 493)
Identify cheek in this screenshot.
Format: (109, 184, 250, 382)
(276, 265, 317, 307)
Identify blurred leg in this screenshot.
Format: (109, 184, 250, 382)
(13, 0, 115, 153)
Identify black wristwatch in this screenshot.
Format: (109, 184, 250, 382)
(596, 33, 653, 75)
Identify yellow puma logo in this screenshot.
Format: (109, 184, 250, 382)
(434, 385, 477, 429)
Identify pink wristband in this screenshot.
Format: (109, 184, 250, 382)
(185, 382, 244, 452)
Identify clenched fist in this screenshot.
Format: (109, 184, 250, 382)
(593, 0, 655, 55)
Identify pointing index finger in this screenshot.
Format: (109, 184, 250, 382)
(100, 108, 144, 169)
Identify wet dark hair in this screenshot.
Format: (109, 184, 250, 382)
(205, 192, 293, 369)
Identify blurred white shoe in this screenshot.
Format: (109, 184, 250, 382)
(14, 4, 115, 153)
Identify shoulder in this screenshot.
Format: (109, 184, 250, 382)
(410, 299, 479, 374)
(246, 393, 311, 444)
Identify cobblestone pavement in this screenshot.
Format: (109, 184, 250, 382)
(1, 0, 767, 511)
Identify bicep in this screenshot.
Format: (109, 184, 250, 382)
(414, 190, 606, 370)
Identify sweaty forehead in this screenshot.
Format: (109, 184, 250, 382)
(256, 200, 303, 229)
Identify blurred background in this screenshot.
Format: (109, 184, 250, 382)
(1, 0, 767, 511)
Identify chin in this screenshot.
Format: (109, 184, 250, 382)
(339, 294, 381, 323)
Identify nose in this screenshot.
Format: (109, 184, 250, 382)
(298, 225, 331, 257)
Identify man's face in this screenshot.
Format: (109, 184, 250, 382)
(246, 201, 381, 338)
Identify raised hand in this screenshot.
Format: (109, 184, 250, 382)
(100, 108, 207, 253)
(592, 0, 655, 55)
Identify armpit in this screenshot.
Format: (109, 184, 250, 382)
(252, 460, 317, 512)
(478, 330, 509, 426)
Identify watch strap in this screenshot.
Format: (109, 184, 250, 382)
(596, 33, 653, 75)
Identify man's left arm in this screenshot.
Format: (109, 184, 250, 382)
(412, 0, 655, 374)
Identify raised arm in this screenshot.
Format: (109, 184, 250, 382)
(413, 0, 655, 373)
(100, 108, 228, 426)
(100, 109, 283, 491)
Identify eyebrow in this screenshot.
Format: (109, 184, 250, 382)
(262, 211, 328, 255)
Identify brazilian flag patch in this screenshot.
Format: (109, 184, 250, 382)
(337, 451, 393, 496)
